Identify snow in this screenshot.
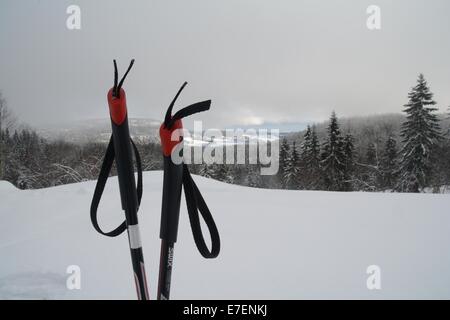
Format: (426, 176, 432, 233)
(1, 172, 450, 299)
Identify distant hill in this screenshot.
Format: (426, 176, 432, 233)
(35, 114, 450, 151)
(36, 118, 161, 144)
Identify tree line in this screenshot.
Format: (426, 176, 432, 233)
(274, 74, 450, 192)
(0, 74, 449, 192)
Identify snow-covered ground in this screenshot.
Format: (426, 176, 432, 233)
(1, 171, 450, 299)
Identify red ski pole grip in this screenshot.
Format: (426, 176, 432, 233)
(160, 119, 183, 157)
(107, 88, 128, 126)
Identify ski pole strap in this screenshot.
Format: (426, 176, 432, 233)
(182, 164, 220, 258)
(90, 135, 143, 237)
(163, 81, 211, 130)
(165, 100, 211, 129)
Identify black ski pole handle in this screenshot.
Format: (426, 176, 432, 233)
(159, 153, 184, 243)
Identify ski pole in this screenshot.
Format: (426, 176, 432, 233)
(157, 82, 221, 300)
(90, 59, 150, 300)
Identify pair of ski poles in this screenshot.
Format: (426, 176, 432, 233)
(90, 60, 220, 300)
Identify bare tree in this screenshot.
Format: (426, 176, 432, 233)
(0, 92, 16, 133)
(0, 91, 16, 178)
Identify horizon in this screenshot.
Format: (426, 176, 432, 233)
(30, 110, 450, 140)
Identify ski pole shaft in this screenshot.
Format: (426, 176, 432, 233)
(157, 142, 184, 300)
(157, 240, 175, 299)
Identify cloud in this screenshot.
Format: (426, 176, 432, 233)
(0, 0, 449, 129)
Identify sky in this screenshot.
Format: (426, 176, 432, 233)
(0, 0, 450, 130)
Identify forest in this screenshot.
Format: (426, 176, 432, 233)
(1, 74, 449, 193)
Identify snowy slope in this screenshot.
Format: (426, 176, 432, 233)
(1, 172, 450, 299)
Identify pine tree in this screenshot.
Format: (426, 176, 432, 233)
(300, 125, 312, 162)
(397, 74, 442, 192)
(342, 133, 355, 191)
(283, 141, 300, 189)
(299, 126, 312, 189)
(308, 125, 321, 189)
(321, 111, 346, 191)
(278, 138, 290, 188)
(381, 136, 398, 189)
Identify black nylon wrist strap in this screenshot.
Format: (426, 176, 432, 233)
(182, 164, 220, 258)
(90, 135, 143, 237)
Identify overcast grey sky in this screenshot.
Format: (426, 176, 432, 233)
(0, 0, 449, 129)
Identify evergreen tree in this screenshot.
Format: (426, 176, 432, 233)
(278, 138, 290, 188)
(397, 74, 442, 192)
(342, 133, 355, 191)
(283, 141, 300, 189)
(300, 125, 322, 190)
(321, 111, 346, 191)
(300, 125, 312, 162)
(381, 136, 398, 189)
(307, 125, 322, 189)
(299, 126, 312, 189)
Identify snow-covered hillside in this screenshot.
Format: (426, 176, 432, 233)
(1, 172, 450, 299)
